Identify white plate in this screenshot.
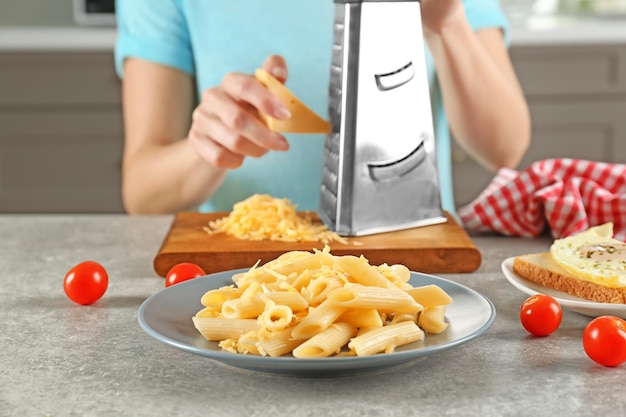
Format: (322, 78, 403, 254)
(138, 269, 496, 377)
(501, 257, 626, 319)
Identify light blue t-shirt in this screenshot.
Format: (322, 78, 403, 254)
(115, 0, 509, 213)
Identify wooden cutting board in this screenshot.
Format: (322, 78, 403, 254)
(153, 211, 481, 277)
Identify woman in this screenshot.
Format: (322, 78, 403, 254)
(115, 0, 530, 214)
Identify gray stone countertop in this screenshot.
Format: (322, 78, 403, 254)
(1, 215, 624, 417)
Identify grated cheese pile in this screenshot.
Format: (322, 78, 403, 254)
(203, 194, 349, 244)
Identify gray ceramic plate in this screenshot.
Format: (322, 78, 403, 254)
(138, 269, 496, 377)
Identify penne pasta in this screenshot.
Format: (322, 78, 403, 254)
(221, 295, 266, 319)
(389, 264, 411, 283)
(335, 255, 395, 288)
(195, 306, 221, 318)
(389, 312, 419, 325)
(200, 285, 241, 307)
(302, 275, 346, 306)
(293, 322, 357, 358)
(233, 331, 263, 355)
(263, 290, 309, 311)
(348, 321, 424, 356)
(240, 281, 262, 299)
(418, 305, 449, 334)
(406, 285, 453, 308)
(234, 270, 277, 289)
(289, 269, 315, 293)
(377, 263, 412, 288)
(192, 317, 260, 341)
(257, 329, 304, 357)
(259, 303, 293, 331)
(337, 308, 384, 329)
(275, 251, 336, 277)
(290, 299, 347, 340)
(233, 264, 277, 289)
(192, 246, 452, 358)
(326, 284, 423, 313)
(220, 330, 264, 355)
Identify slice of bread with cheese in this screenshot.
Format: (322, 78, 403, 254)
(254, 68, 332, 134)
(513, 252, 626, 304)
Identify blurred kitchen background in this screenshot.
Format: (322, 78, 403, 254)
(1, 0, 626, 213)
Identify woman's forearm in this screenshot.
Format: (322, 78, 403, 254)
(121, 59, 231, 214)
(122, 139, 227, 214)
(425, 14, 531, 171)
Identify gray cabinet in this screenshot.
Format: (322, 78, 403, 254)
(452, 43, 626, 207)
(0, 52, 124, 213)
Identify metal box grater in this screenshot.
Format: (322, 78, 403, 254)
(319, 0, 447, 236)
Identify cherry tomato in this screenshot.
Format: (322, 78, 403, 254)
(583, 315, 626, 367)
(165, 262, 206, 287)
(63, 261, 108, 305)
(519, 294, 562, 336)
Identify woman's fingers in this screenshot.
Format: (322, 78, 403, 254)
(189, 58, 292, 170)
(221, 72, 291, 121)
(188, 128, 244, 169)
(190, 111, 269, 158)
(200, 86, 289, 151)
(262, 55, 288, 83)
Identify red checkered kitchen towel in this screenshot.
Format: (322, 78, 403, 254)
(458, 159, 626, 241)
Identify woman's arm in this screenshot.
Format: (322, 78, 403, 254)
(120, 56, 291, 214)
(421, 0, 531, 172)
(121, 59, 225, 214)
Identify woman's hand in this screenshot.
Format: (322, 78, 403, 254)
(120, 55, 294, 214)
(188, 55, 292, 169)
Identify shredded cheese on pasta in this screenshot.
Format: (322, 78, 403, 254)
(203, 194, 349, 244)
(192, 246, 453, 358)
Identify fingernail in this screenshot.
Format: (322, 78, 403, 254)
(273, 103, 291, 120)
(275, 135, 290, 151)
(271, 67, 288, 80)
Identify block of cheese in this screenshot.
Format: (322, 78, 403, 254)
(254, 68, 332, 134)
